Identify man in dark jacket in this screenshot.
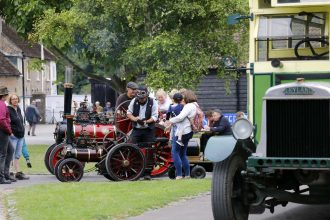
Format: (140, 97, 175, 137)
(200, 109, 232, 153)
(0, 86, 14, 184)
(25, 101, 40, 136)
(115, 82, 138, 111)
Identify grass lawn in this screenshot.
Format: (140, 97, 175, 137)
(8, 179, 211, 220)
(19, 145, 96, 175)
(19, 145, 49, 174)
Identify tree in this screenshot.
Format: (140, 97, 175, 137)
(1, 0, 249, 92)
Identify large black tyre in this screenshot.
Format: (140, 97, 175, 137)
(191, 165, 206, 179)
(103, 174, 115, 181)
(54, 158, 65, 181)
(48, 143, 66, 174)
(44, 143, 57, 174)
(212, 154, 249, 220)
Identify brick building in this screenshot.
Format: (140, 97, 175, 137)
(0, 51, 21, 91)
(0, 19, 57, 122)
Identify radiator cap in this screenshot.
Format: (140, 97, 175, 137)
(296, 78, 305, 83)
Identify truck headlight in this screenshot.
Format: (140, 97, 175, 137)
(232, 118, 254, 140)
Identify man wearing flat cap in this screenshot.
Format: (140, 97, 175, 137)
(115, 82, 139, 111)
(0, 86, 14, 184)
(127, 85, 158, 180)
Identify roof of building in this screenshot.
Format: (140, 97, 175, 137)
(0, 51, 21, 76)
(1, 21, 56, 60)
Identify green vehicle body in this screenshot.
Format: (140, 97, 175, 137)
(206, 1, 330, 219)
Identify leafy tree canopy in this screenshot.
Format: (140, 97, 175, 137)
(1, 0, 248, 92)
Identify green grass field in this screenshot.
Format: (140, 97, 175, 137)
(8, 179, 211, 220)
(19, 144, 49, 174)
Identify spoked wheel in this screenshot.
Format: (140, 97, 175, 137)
(114, 100, 132, 136)
(44, 143, 57, 174)
(106, 143, 145, 181)
(102, 130, 116, 149)
(55, 158, 84, 182)
(103, 174, 115, 181)
(54, 158, 65, 181)
(97, 159, 116, 181)
(151, 145, 171, 177)
(191, 165, 206, 179)
(48, 143, 66, 174)
(151, 124, 171, 177)
(212, 154, 249, 220)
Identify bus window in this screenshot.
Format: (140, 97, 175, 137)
(256, 13, 328, 61)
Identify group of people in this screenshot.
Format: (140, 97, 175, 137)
(115, 82, 205, 180)
(117, 82, 248, 180)
(0, 86, 35, 184)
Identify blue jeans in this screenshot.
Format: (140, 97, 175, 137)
(9, 135, 24, 160)
(21, 138, 30, 160)
(171, 132, 193, 177)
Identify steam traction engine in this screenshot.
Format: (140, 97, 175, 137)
(45, 82, 171, 182)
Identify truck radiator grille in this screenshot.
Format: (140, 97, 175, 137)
(266, 100, 330, 157)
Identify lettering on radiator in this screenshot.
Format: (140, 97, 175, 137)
(283, 86, 315, 95)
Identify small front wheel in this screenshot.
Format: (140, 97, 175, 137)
(55, 158, 84, 182)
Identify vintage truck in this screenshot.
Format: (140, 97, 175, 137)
(205, 0, 330, 219)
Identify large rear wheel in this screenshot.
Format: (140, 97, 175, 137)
(151, 124, 171, 177)
(48, 143, 66, 174)
(212, 154, 249, 220)
(44, 143, 57, 174)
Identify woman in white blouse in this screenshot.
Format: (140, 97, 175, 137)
(166, 90, 197, 179)
(156, 89, 172, 114)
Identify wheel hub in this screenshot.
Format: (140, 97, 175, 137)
(122, 160, 130, 167)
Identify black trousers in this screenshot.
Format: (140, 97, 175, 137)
(200, 133, 214, 153)
(0, 130, 14, 180)
(130, 128, 155, 175)
(130, 128, 155, 144)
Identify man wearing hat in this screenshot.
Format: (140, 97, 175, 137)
(115, 82, 139, 111)
(127, 85, 158, 180)
(0, 86, 15, 184)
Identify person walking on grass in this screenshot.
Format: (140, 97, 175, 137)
(0, 86, 15, 184)
(7, 94, 29, 180)
(25, 100, 40, 136)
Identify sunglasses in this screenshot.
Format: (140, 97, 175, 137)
(137, 91, 148, 96)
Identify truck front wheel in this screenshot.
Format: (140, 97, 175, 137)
(211, 154, 249, 220)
